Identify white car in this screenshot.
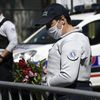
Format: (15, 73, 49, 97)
(13, 11, 100, 89)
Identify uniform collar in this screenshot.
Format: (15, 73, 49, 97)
(61, 27, 82, 38)
(0, 14, 5, 22)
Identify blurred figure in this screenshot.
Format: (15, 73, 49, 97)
(0, 4, 18, 100)
(35, 3, 92, 100)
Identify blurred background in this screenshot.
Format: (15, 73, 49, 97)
(0, 0, 100, 42)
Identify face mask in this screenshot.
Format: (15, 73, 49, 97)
(47, 22, 63, 40)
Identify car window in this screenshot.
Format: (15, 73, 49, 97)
(82, 20, 100, 45)
(26, 27, 57, 44)
(71, 20, 83, 26)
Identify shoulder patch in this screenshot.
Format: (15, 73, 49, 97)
(67, 50, 79, 61)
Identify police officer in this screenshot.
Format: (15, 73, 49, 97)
(35, 3, 92, 100)
(0, 4, 18, 100)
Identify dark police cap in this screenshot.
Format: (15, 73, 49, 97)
(34, 3, 69, 25)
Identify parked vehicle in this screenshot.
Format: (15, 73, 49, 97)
(13, 11, 100, 89)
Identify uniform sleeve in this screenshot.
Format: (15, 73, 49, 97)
(4, 21, 18, 52)
(47, 41, 82, 87)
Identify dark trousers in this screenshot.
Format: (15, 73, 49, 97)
(0, 53, 13, 81)
(48, 81, 93, 100)
(0, 53, 18, 100)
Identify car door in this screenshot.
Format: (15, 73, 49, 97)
(81, 19, 100, 88)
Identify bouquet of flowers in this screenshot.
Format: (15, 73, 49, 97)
(13, 58, 47, 85)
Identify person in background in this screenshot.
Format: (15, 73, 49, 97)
(34, 3, 92, 100)
(0, 4, 18, 100)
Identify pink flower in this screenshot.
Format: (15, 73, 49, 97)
(28, 70, 34, 77)
(22, 75, 29, 82)
(43, 68, 48, 74)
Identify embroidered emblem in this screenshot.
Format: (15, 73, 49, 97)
(67, 50, 79, 61)
(42, 11, 48, 16)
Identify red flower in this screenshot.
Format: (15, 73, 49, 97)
(18, 58, 27, 69)
(27, 67, 32, 71)
(22, 67, 33, 76)
(22, 69, 29, 75)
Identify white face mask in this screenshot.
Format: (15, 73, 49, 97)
(47, 22, 63, 40)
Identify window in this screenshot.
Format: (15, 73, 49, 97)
(82, 20, 100, 45)
(26, 27, 57, 44)
(71, 20, 83, 26)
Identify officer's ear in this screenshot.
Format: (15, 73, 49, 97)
(60, 15, 65, 25)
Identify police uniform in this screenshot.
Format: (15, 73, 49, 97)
(0, 14, 18, 81)
(0, 13, 18, 80)
(0, 14, 18, 100)
(46, 29, 92, 100)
